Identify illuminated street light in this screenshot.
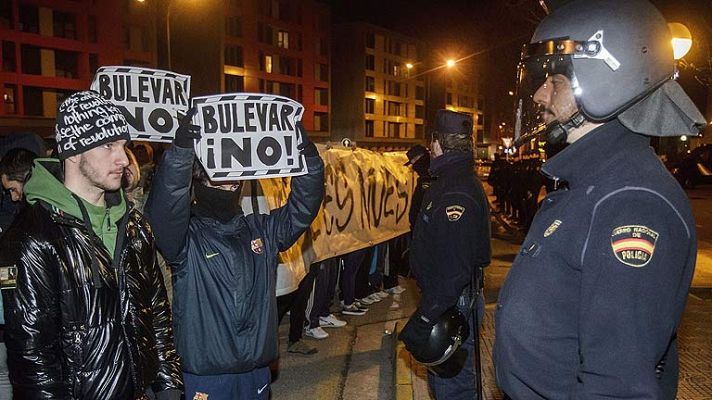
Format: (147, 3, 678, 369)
(406, 63, 414, 69)
(446, 59, 456, 68)
(669, 22, 692, 60)
(508, 90, 514, 96)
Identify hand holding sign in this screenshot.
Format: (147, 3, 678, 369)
(174, 108, 201, 149)
(191, 93, 308, 181)
(296, 121, 318, 157)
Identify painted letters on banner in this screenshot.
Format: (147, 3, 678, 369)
(90, 66, 191, 142)
(259, 145, 416, 265)
(191, 93, 308, 181)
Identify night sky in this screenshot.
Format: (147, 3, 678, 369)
(326, 0, 712, 135)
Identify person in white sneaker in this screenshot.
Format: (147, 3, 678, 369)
(304, 326, 329, 340)
(319, 314, 347, 328)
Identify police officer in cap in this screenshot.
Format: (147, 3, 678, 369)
(400, 110, 491, 399)
(495, 1, 706, 398)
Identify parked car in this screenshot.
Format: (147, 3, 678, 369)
(671, 144, 712, 188)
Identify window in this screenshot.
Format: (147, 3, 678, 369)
(225, 46, 243, 67)
(365, 76, 375, 92)
(277, 30, 289, 49)
(366, 33, 375, 49)
(415, 124, 424, 138)
(386, 122, 401, 138)
(446, 93, 452, 105)
(314, 88, 328, 106)
(387, 81, 401, 96)
(55, 50, 79, 78)
(416, 85, 425, 100)
(365, 98, 375, 114)
(20, 45, 41, 75)
(19, 6, 39, 33)
(226, 16, 242, 37)
(88, 16, 97, 43)
(264, 80, 296, 99)
(0, 1, 11, 29)
(23, 86, 43, 116)
(3, 85, 17, 114)
(415, 105, 424, 119)
(315, 63, 328, 81)
(318, 38, 328, 56)
(314, 112, 329, 132)
(365, 120, 374, 137)
(365, 54, 375, 71)
(53, 10, 77, 39)
(387, 101, 402, 117)
(477, 129, 485, 143)
(225, 74, 244, 92)
(89, 53, 99, 76)
(265, 55, 272, 73)
(2, 41, 16, 72)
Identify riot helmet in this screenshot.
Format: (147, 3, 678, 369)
(514, 0, 705, 146)
(407, 306, 470, 372)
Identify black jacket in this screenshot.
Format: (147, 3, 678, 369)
(145, 145, 324, 375)
(0, 196, 182, 399)
(494, 120, 697, 399)
(410, 152, 491, 321)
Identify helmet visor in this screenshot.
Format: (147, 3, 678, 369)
(514, 41, 582, 146)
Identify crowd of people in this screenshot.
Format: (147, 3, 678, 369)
(0, 1, 706, 399)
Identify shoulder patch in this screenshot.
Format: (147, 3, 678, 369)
(611, 225, 659, 267)
(445, 205, 465, 222)
(543, 220, 562, 237)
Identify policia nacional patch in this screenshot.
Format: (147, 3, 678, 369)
(446, 205, 465, 222)
(610, 225, 659, 267)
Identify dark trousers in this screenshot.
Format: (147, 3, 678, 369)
(340, 248, 368, 305)
(184, 367, 271, 400)
(277, 270, 317, 343)
(308, 258, 339, 328)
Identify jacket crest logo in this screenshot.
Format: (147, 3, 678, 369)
(193, 393, 209, 400)
(445, 205, 465, 222)
(610, 225, 659, 267)
(543, 220, 562, 237)
(251, 238, 264, 255)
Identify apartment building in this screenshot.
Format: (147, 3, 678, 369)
(0, 0, 158, 135)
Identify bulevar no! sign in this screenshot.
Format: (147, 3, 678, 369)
(191, 93, 308, 181)
(90, 66, 191, 143)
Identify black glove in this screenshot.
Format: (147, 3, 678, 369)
(174, 108, 201, 149)
(296, 121, 318, 157)
(398, 310, 435, 352)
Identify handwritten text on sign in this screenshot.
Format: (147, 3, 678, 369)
(192, 93, 307, 181)
(90, 66, 191, 142)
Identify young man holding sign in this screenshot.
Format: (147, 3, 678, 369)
(145, 110, 324, 400)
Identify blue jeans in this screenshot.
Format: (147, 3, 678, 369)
(427, 294, 484, 400)
(184, 367, 271, 400)
(0, 342, 10, 400)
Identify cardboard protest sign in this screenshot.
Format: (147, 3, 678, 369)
(90, 66, 191, 142)
(191, 93, 307, 181)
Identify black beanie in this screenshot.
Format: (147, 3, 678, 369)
(55, 91, 131, 160)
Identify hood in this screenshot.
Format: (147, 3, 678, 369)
(24, 158, 127, 251)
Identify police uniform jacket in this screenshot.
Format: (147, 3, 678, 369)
(494, 120, 697, 399)
(410, 151, 491, 322)
(145, 145, 324, 375)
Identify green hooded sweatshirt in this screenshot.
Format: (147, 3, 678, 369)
(24, 158, 128, 256)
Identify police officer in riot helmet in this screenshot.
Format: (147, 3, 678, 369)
(496, 1, 705, 399)
(400, 110, 491, 399)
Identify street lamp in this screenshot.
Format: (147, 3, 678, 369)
(446, 59, 456, 68)
(669, 22, 692, 60)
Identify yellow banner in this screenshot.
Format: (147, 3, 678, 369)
(260, 144, 416, 269)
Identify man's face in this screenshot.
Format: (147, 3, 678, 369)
(77, 140, 129, 192)
(533, 74, 578, 126)
(1, 174, 23, 202)
(205, 180, 242, 192)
